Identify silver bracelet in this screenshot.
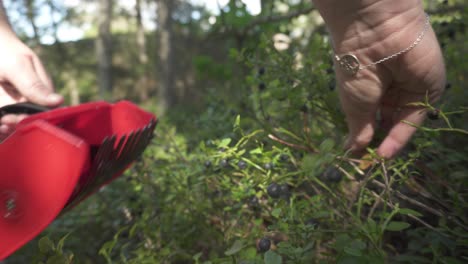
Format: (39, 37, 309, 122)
(334, 13, 431, 76)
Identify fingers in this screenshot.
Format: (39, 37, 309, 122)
(6, 54, 63, 106)
(336, 68, 386, 156)
(377, 107, 426, 159)
(0, 124, 13, 141)
(1, 114, 28, 126)
(344, 110, 377, 154)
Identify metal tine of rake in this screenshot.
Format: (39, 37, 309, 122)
(62, 136, 118, 211)
(118, 130, 142, 165)
(130, 123, 154, 159)
(93, 132, 134, 185)
(62, 121, 157, 213)
(68, 136, 117, 202)
(91, 120, 156, 186)
(118, 124, 151, 165)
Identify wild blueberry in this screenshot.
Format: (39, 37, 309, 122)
(204, 160, 212, 168)
(445, 82, 451, 90)
(322, 166, 343, 183)
(264, 162, 274, 170)
(218, 147, 227, 153)
(300, 104, 308, 113)
(258, 67, 265, 76)
(447, 29, 456, 40)
(279, 154, 289, 162)
(267, 182, 281, 199)
(257, 238, 271, 252)
(305, 218, 319, 227)
(259, 82, 266, 91)
(279, 184, 289, 195)
(279, 184, 291, 199)
(249, 196, 259, 207)
(428, 109, 440, 120)
(219, 159, 229, 168)
(238, 160, 247, 170)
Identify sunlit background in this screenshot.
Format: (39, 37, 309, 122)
(4, 0, 261, 44)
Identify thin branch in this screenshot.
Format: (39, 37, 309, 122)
(268, 133, 317, 152)
(243, 6, 315, 31)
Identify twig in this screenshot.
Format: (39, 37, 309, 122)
(371, 180, 444, 217)
(267, 133, 317, 152)
(369, 191, 446, 237)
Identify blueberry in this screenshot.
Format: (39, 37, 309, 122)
(305, 218, 319, 227)
(258, 82, 266, 91)
(218, 147, 227, 153)
(279, 154, 289, 162)
(249, 196, 259, 207)
(329, 79, 336, 91)
(238, 160, 247, 170)
(445, 82, 451, 90)
(257, 238, 271, 252)
(279, 184, 290, 196)
(279, 184, 291, 199)
(258, 67, 265, 76)
(300, 104, 308, 113)
(447, 29, 456, 40)
(267, 182, 281, 199)
(428, 109, 440, 120)
(322, 166, 343, 183)
(264, 162, 274, 170)
(204, 160, 212, 168)
(219, 159, 229, 168)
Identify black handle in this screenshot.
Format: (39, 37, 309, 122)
(0, 103, 51, 118)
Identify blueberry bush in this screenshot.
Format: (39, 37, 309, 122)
(5, 0, 468, 263)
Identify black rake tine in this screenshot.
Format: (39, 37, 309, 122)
(119, 130, 141, 163)
(114, 132, 130, 159)
(83, 136, 118, 192)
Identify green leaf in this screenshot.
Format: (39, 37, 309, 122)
(334, 234, 351, 251)
(264, 250, 282, 264)
(46, 254, 68, 264)
(225, 240, 245, 256)
(343, 239, 366, 256)
(57, 234, 70, 252)
(271, 208, 282, 218)
(234, 115, 241, 129)
(219, 138, 232, 148)
(38, 236, 55, 254)
(319, 139, 335, 153)
(386, 221, 411, 231)
(250, 147, 263, 155)
(398, 208, 423, 217)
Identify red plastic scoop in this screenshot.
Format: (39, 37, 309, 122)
(0, 101, 157, 260)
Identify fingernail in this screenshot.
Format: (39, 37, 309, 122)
(47, 93, 63, 103)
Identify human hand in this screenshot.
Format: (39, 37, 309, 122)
(313, 0, 446, 159)
(0, 33, 63, 141)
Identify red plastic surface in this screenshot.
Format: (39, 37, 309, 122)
(0, 120, 88, 259)
(0, 101, 156, 260)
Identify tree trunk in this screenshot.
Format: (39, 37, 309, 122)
(96, 0, 113, 99)
(156, 0, 176, 113)
(136, 0, 149, 101)
(24, 0, 41, 52)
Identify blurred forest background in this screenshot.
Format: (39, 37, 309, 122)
(3, 0, 468, 263)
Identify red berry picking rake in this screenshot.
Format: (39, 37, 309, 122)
(0, 101, 157, 260)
